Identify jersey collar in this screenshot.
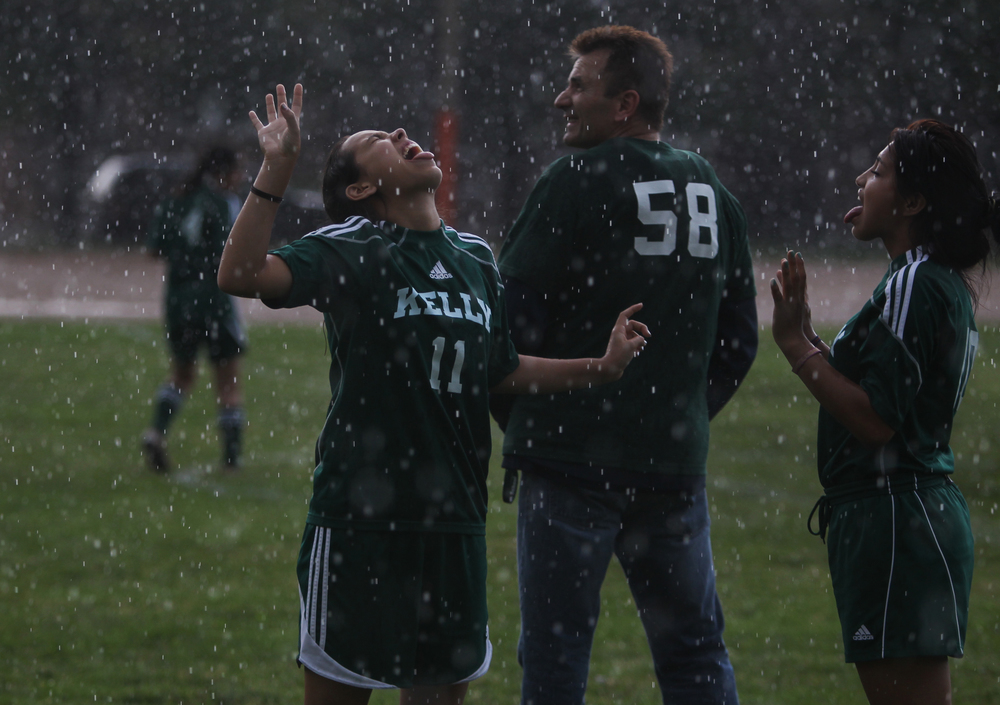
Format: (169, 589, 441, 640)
(889, 244, 930, 274)
(379, 219, 446, 244)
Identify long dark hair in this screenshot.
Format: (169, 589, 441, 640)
(891, 119, 999, 299)
(177, 146, 238, 197)
(322, 136, 384, 224)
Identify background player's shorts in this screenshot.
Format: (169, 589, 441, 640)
(296, 523, 491, 689)
(826, 476, 973, 662)
(166, 314, 246, 364)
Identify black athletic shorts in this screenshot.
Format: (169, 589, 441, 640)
(296, 523, 491, 689)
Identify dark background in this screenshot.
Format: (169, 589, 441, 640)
(1, 0, 997, 252)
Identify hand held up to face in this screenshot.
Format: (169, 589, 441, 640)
(602, 303, 650, 380)
(769, 251, 814, 355)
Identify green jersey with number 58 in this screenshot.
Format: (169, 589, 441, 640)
(499, 137, 756, 476)
(265, 218, 520, 534)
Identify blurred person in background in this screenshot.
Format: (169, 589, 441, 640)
(141, 146, 247, 473)
(771, 119, 1000, 705)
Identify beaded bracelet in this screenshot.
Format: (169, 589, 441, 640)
(792, 347, 823, 374)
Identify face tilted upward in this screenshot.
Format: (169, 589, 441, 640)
(344, 128, 442, 196)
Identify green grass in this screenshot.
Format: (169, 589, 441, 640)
(1, 319, 998, 704)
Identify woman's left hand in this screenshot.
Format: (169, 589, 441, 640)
(249, 83, 303, 166)
(770, 251, 812, 355)
(601, 303, 650, 379)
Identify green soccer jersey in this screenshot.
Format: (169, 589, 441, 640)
(818, 246, 979, 487)
(266, 217, 520, 534)
(498, 137, 756, 475)
(148, 184, 236, 325)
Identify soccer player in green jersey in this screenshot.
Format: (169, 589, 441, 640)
(771, 119, 1000, 705)
(217, 83, 648, 705)
(490, 26, 757, 704)
(142, 146, 247, 473)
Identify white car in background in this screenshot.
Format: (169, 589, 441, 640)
(83, 153, 327, 247)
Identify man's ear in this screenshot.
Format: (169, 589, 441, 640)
(345, 182, 377, 202)
(617, 90, 641, 122)
(902, 192, 926, 217)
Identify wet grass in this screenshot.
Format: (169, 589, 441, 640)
(1, 319, 998, 704)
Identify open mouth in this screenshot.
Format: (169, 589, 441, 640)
(403, 143, 422, 160)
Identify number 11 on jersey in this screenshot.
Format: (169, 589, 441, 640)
(430, 337, 465, 393)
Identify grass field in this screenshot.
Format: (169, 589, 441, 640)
(1, 318, 998, 704)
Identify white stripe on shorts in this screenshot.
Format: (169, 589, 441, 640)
(307, 527, 327, 644)
(320, 528, 331, 649)
(881, 495, 897, 658)
(912, 492, 963, 650)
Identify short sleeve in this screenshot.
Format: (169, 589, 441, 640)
(263, 236, 359, 313)
(499, 161, 580, 294)
(858, 268, 946, 430)
(718, 187, 756, 302)
(201, 193, 230, 256)
(487, 281, 521, 388)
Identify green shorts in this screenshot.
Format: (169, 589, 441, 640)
(296, 523, 491, 689)
(166, 313, 246, 364)
(825, 474, 973, 662)
(164, 283, 246, 364)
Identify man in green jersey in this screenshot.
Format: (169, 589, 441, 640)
(491, 26, 757, 704)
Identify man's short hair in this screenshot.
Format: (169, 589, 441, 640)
(569, 26, 674, 132)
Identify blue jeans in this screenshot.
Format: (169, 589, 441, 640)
(516, 471, 738, 705)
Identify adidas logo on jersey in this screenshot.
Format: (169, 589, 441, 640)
(853, 625, 875, 641)
(429, 261, 453, 280)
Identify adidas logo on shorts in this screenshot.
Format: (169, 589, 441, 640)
(429, 261, 453, 280)
(853, 625, 875, 641)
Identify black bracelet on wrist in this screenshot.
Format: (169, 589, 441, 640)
(250, 184, 283, 203)
(810, 334, 822, 347)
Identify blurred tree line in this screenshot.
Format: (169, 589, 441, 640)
(1, 0, 997, 251)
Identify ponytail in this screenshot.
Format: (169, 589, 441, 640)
(890, 120, 997, 300)
(987, 193, 1000, 246)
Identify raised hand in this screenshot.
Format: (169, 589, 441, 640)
(770, 250, 812, 351)
(602, 303, 650, 378)
(248, 83, 303, 163)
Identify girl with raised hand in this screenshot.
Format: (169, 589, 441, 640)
(218, 83, 648, 705)
(771, 119, 999, 705)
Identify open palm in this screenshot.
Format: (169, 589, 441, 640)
(770, 250, 813, 347)
(249, 83, 303, 162)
